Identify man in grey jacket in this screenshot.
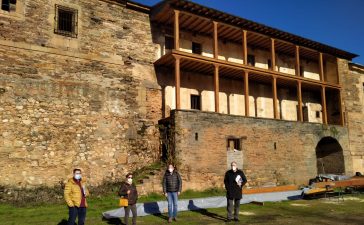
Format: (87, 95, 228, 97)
(162, 164, 182, 223)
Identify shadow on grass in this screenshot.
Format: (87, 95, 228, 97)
(57, 219, 68, 225)
(102, 217, 124, 225)
(187, 200, 226, 221)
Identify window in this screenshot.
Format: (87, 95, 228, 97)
(267, 59, 272, 69)
(192, 42, 202, 54)
(190, 95, 201, 110)
(165, 36, 174, 50)
(54, 5, 78, 38)
(1, 0, 16, 12)
(316, 111, 321, 118)
(248, 55, 255, 66)
(227, 138, 241, 151)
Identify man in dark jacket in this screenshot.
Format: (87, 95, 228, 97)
(119, 173, 138, 225)
(162, 164, 182, 223)
(224, 161, 247, 222)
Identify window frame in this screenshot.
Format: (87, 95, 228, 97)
(227, 138, 242, 151)
(190, 94, 201, 110)
(54, 4, 78, 38)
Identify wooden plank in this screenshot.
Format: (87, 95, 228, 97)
(321, 86, 327, 124)
(271, 38, 276, 71)
(295, 45, 300, 76)
(243, 185, 299, 194)
(297, 81, 303, 122)
(214, 64, 220, 113)
(244, 71, 249, 116)
(272, 76, 278, 119)
(243, 30, 248, 65)
(175, 56, 181, 109)
(319, 52, 325, 81)
(313, 177, 364, 188)
(213, 21, 218, 59)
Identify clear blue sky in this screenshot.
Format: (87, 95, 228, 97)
(136, 0, 364, 65)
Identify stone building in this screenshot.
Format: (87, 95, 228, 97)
(0, 0, 363, 191)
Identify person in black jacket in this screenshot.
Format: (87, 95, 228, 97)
(224, 161, 247, 222)
(162, 164, 182, 223)
(119, 173, 138, 225)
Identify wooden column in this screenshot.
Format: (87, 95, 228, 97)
(336, 57, 341, 84)
(271, 38, 276, 71)
(319, 52, 324, 82)
(175, 56, 181, 109)
(295, 45, 300, 76)
(339, 89, 344, 126)
(297, 81, 303, 122)
(272, 76, 278, 119)
(321, 86, 327, 124)
(244, 71, 249, 116)
(174, 10, 180, 50)
(242, 30, 248, 65)
(214, 64, 220, 113)
(213, 21, 218, 59)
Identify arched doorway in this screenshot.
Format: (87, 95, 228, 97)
(316, 137, 345, 174)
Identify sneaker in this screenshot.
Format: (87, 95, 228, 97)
(173, 217, 177, 222)
(234, 218, 240, 222)
(226, 218, 232, 223)
(168, 218, 172, 223)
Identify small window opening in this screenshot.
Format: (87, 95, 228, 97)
(227, 138, 241, 151)
(248, 55, 255, 66)
(191, 94, 201, 110)
(195, 133, 198, 141)
(165, 36, 174, 50)
(192, 42, 202, 55)
(54, 5, 78, 38)
(316, 111, 321, 118)
(1, 0, 16, 12)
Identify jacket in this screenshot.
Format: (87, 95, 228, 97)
(64, 178, 89, 207)
(119, 181, 138, 205)
(162, 170, 182, 193)
(224, 169, 247, 200)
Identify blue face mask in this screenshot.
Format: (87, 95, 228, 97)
(74, 174, 82, 180)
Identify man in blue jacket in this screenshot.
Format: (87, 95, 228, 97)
(224, 161, 247, 222)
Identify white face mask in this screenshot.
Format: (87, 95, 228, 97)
(168, 168, 174, 173)
(127, 178, 133, 184)
(74, 174, 82, 180)
(232, 166, 237, 171)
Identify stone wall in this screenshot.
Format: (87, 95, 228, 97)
(0, 0, 162, 188)
(342, 61, 364, 174)
(171, 110, 352, 191)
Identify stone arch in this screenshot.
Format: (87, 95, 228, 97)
(316, 136, 345, 174)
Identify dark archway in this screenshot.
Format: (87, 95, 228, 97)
(316, 137, 345, 174)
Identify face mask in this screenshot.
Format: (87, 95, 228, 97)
(127, 178, 133, 184)
(74, 174, 82, 180)
(232, 166, 237, 171)
(168, 168, 174, 173)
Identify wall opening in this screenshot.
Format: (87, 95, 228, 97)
(315, 137, 345, 175)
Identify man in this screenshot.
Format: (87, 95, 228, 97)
(224, 162, 247, 222)
(162, 164, 182, 223)
(64, 168, 89, 225)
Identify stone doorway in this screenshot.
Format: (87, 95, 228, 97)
(316, 137, 345, 174)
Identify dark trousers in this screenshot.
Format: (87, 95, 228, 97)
(68, 207, 86, 225)
(227, 198, 240, 220)
(124, 204, 137, 225)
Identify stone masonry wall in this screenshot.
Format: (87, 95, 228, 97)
(342, 61, 364, 174)
(171, 110, 352, 191)
(0, 0, 162, 187)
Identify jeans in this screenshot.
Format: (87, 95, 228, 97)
(167, 192, 178, 218)
(124, 204, 137, 225)
(68, 207, 86, 225)
(227, 198, 240, 220)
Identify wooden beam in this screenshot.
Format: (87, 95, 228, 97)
(244, 71, 249, 116)
(321, 86, 327, 124)
(175, 56, 181, 109)
(297, 81, 303, 122)
(271, 38, 276, 71)
(243, 30, 248, 65)
(174, 10, 180, 50)
(213, 21, 218, 59)
(319, 52, 324, 82)
(272, 76, 278, 119)
(214, 64, 220, 113)
(295, 45, 300, 76)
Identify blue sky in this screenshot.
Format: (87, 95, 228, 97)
(136, 0, 364, 65)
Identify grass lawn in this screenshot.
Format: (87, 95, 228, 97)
(0, 194, 364, 225)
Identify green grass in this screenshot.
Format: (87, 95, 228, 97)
(1, 194, 364, 225)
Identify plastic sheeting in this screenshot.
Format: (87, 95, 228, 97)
(102, 190, 302, 219)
